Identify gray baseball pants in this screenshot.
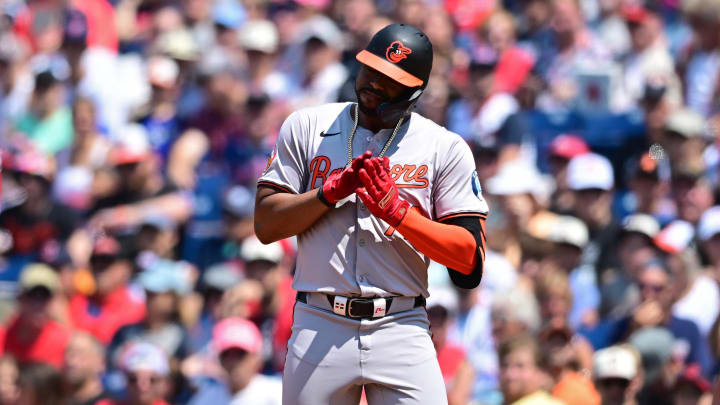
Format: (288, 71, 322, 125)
(282, 295, 448, 405)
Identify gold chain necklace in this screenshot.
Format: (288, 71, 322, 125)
(345, 103, 406, 167)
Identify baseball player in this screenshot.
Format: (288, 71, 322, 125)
(255, 24, 488, 405)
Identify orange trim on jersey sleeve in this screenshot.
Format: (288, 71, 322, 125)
(437, 211, 488, 222)
(257, 181, 295, 194)
(396, 209, 478, 275)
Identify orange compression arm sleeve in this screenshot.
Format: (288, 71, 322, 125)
(395, 209, 485, 275)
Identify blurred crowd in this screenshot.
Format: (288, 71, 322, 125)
(0, 0, 719, 404)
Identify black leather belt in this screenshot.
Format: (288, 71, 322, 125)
(296, 291, 426, 319)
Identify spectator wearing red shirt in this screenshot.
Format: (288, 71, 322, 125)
(427, 287, 475, 405)
(97, 342, 171, 405)
(69, 236, 145, 344)
(1, 263, 71, 369)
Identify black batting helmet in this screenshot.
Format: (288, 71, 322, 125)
(356, 24, 433, 124)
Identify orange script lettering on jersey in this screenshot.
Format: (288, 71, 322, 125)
(391, 164, 429, 188)
(310, 157, 429, 189)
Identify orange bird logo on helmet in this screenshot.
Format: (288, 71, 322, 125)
(385, 41, 412, 63)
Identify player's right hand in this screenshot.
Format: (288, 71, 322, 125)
(321, 150, 372, 205)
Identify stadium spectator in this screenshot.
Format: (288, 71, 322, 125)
(427, 287, 475, 405)
(1, 263, 71, 368)
(17, 362, 67, 405)
(68, 236, 145, 344)
(97, 342, 171, 405)
(64, 332, 110, 405)
(214, 317, 282, 404)
(593, 345, 643, 405)
(107, 259, 192, 369)
(498, 334, 564, 405)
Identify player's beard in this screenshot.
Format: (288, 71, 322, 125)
(355, 87, 385, 118)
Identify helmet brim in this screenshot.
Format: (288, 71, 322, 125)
(356, 50, 423, 88)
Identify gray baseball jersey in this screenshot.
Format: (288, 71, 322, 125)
(258, 102, 489, 298)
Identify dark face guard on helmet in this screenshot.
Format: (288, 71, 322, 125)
(355, 23, 433, 126)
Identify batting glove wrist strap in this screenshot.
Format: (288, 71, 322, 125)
(317, 186, 335, 207)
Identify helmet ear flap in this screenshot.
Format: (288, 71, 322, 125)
(375, 86, 424, 125)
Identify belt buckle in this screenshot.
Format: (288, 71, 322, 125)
(347, 298, 365, 318)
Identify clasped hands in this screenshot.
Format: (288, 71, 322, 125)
(319, 150, 410, 227)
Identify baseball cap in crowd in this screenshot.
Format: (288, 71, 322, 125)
(154, 29, 199, 62)
(567, 153, 614, 191)
(628, 327, 675, 383)
(654, 220, 695, 254)
(201, 262, 244, 292)
(698, 206, 720, 241)
(240, 236, 283, 264)
(426, 286, 460, 317)
(109, 124, 151, 166)
(140, 215, 178, 233)
(213, 0, 247, 29)
(19, 263, 60, 295)
(120, 342, 169, 376)
(549, 215, 589, 249)
(675, 364, 711, 393)
(62, 8, 88, 47)
(621, 4, 652, 23)
(53, 166, 92, 210)
(238, 20, 279, 54)
(297, 15, 344, 51)
(469, 45, 499, 71)
(621, 214, 660, 240)
(223, 185, 255, 218)
(548, 134, 589, 160)
(137, 259, 192, 295)
(294, 0, 331, 10)
(486, 160, 549, 200)
(91, 235, 122, 257)
(627, 152, 661, 181)
(148, 56, 179, 89)
(664, 108, 708, 140)
(11, 149, 55, 181)
(213, 317, 263, 355)
(593, 345, 639, 381)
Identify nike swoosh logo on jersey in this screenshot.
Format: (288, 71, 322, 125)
(320, 130, 341, 137)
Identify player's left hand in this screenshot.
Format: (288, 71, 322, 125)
(356, 157, 410, 227)
(321, 150, 372, 205)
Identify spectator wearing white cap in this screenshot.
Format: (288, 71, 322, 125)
(239, 20, 291, 101)
(288, 15, 348, 109)
(567, 153, 623, 284)
(136, 56, 184, 162)
(547, 214, 600, 330)
(486, 159, 552, 269)
(599, 214, 660, 319)
(593, 345, 642, 405)
(661, 108, 713, 166)
(97, 342, 171, 405)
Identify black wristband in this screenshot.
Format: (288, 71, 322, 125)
(317, 186, 334, 208)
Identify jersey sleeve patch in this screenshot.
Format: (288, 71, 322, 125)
(471, 171, 482, 199)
